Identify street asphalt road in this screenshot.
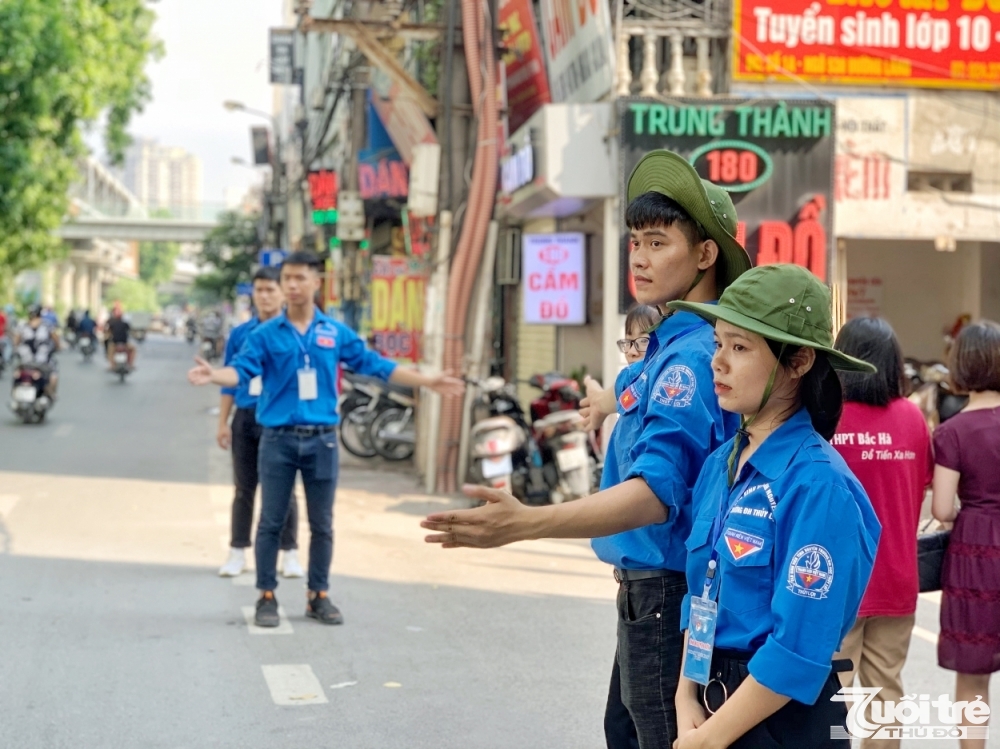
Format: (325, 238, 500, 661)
(0, 336, 994, 748)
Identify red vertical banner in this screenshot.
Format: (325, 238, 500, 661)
(370, 256, 428, 363)
(499, 0, 552, 133)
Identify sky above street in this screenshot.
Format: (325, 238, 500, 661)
(90, 0, 286, 207)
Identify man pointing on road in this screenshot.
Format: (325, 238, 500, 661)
(189, 250, 464, 627)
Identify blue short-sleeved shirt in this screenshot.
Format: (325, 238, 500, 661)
(591, 309, 739, 572)
(230, 310, 397, 428)
(680, 408, 881, 705)
(221, 317, 262, 410)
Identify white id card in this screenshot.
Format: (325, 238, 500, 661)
(248, 376, 263, 396)
(297, 368, 318, 400)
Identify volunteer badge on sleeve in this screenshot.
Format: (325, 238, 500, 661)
(787, 544, 834, 599)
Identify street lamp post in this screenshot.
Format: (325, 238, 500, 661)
(224, 100, 286, 249)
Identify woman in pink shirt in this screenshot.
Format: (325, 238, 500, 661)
(832, 317, 934, 749)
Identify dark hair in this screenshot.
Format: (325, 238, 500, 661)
(625, 304, 661, 335)
(253, 266, 281, 283)
(951, 320, 1000, 393)
(834, 317, 905, 406)
(767, 340, 843, 440)
(625, 191, 708, 249)
(281, 250, 321, 270)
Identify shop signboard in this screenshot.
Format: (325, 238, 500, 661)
(269, 28, 295, 85)
(734, 0, 1000, 88)
(538, 0, 614, 103)
(500, 0, 552, 133)
(618, 97, 835, 312)
(834, 96, 907, 238)
(370, 256, 427, 362)
(522, 233, 587, 325)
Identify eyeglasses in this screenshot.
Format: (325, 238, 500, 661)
(616, 336, 651, 354)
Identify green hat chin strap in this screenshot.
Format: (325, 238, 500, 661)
(658, 269, 708, 321)
(725, 343, 787, 487)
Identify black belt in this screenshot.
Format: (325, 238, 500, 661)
(701, 648, 852, 715)
(613, 568, 684, 583)
(271, 424, 336, 436)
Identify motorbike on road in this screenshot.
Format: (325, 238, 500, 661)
(9, 364, 54, 423)
(906, 359, 968, 431)
(111, 344, 131, 383)
(79, 335, 97, 362)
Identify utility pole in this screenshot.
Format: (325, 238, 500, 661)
(339, 66, 368, 328)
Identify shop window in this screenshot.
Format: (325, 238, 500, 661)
(906, 171, 973, 193)
(496, 228, 522, 285)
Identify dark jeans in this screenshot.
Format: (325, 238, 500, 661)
(699, 648, 849, 749)
(612, 571, 687, 749)
(605, 655, 641, 749)
(257, 427, 339, 593)
(230, 407, 297, 550)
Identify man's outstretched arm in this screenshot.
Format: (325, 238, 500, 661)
(421, 478, 667, 549)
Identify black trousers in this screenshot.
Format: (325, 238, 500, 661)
(699, 648, 850, 749)
(608, 571, 687, 749)
(230, 407, 297, 550)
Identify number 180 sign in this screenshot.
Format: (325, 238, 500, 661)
(522, 233, 586, 325)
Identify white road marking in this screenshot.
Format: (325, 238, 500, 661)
(919, 591, 942, 605)
(329, 681, 358, 689)
(0, 495, 20, 519)
(209, 486, 231, 507)
(232, 574, 256, 586)
(53, 424, 74, 438)
(213, 512, 230, 526)
(912, 625, 939, 645)
(242, 605, 294, 635)
(261, 665, 328, 705)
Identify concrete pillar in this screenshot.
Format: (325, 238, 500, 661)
(89, 266, 102, 315)
(58, 263, 74, 312)
(668, 34, 686, 95)
(640, 32, 659, 96)
(74, 261, 90, 311)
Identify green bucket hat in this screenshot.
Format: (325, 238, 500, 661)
(668, 264, 875, 373)
(627, 150, 752, 291)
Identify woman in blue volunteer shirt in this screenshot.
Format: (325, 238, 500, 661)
(667, 264, 882, 749)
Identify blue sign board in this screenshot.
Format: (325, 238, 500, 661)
(258, 249, 287, 267)
(236, 282, 254, 297)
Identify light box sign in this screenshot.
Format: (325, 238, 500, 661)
(522, 233, 586, 325)
(618, 97, 835, 312)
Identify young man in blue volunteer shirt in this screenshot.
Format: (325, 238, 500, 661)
(189, 251, 464, 627)
(216, 266, 301, 579)
(421, 151, 751, 749)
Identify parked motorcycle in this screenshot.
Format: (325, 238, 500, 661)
(200, 337, 222, 363)
(9, 364, 53, 423)
(111, 343, 131, 383)
(468, 374, 595, 504)
(338, 372, 415, 460)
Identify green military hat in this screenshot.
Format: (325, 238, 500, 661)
(627, 150, 752, 291)
(668, 263, 876, 373)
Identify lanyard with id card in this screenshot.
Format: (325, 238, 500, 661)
(683, 473, 753, 686)
(292, 321, 319, 401)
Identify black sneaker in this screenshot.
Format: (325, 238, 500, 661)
(306, 595, 344, 625)
(255, 595, 280, 627)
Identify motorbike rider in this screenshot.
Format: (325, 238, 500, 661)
(0, 304, 9, 367)
(105, 305, 136, 370)
(15, 305, 59, 399)
(78, 310, 97, 343)
(200, 309, 225, 360)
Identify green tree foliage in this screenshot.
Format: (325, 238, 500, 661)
(0, 0, 160, 281)
(105, 277, 159, 313)
(195, 211, 261, 301)
(139, 240, 180, 286)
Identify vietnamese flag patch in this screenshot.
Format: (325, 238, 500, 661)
(317, 335, 334, 348)
(618, 385, 639, 412)
(724, 529, 765, 561)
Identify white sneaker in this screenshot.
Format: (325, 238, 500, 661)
(280, 549, 304, 578)
(218, 548, 246, 577)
